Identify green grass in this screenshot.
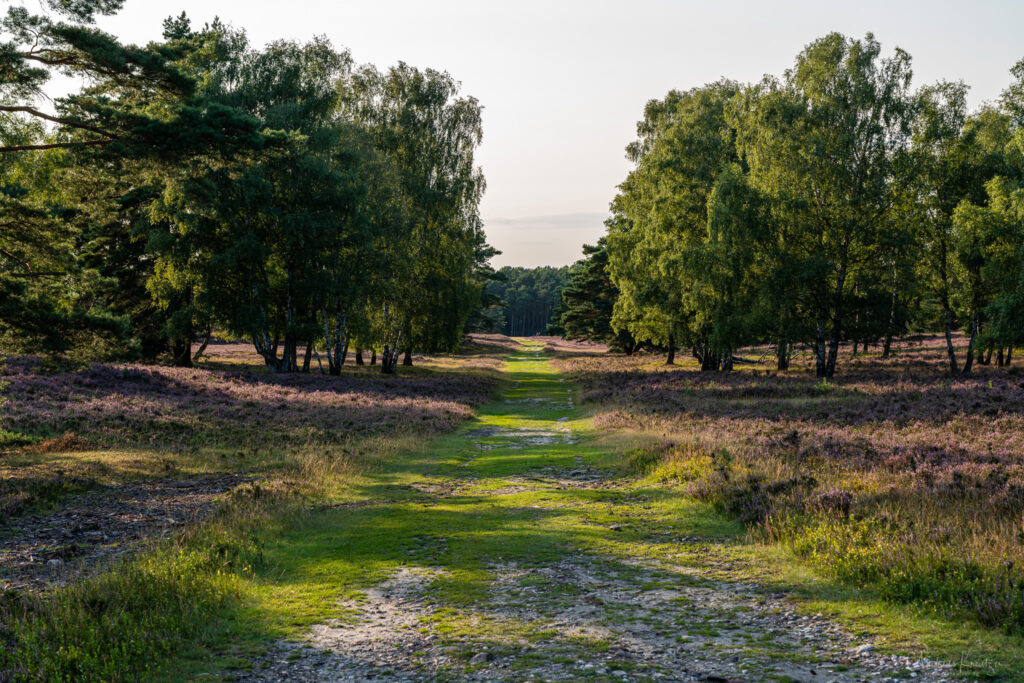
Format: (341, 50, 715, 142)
(182, 342, 1024, 681)
(5, 341, 1024, 681)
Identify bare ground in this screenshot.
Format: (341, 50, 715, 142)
(0, 474, 247, 592)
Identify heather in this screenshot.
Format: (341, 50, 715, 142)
(0, 344, 498, 455)
(0, 339, 507, 681)
(558, 336, 1024, 634)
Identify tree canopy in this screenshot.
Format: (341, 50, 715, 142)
(599, 33, 1024, 376)
(0, 5, 494, 373)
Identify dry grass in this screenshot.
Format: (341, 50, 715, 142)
(558, 334, 1024, 633)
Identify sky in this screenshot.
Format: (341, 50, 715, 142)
(76, 0, 1024, 267)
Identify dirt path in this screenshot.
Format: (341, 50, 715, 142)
(241, 343, 957, 683)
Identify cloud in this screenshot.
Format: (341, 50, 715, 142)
(485, 212, 609, 231)
(484, 212, 609, 267)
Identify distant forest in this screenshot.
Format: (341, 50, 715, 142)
(476, 266, 570, 337)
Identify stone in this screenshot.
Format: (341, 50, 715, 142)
(469, 652, 494, 665)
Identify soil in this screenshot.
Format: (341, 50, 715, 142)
(0, 474, 248, 592)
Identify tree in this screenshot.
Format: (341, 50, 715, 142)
(486, 265, 570, 337)
(341, 63, 489, 372)
(1, 7, 262, 362)
(729, 33, 918, 377)
(910, 84, 1014, 374)
(149, 37, 362, 372)
(554, 238, 636, 352)
(607, 81, 743, 367)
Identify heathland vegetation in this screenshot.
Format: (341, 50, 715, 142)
(4, 5, 1024, 682)
(544, 29, 1024, 668)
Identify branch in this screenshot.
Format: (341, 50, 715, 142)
(0, 139, 110, 153)
(0, 247, 32, 273)
(0, 105, 117, 139)
(22, 51, 79, 67)
(8, 272, 66, 278)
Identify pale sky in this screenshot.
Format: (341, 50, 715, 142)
(76, 1, 1024, 266)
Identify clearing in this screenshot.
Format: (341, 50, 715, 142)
(216, 342, 958, 683)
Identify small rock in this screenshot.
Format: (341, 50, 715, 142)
(47, 558, 63, 569)
(469, 652, 494, 665)
(609, 525, 623, 532)
(854, 643, 875, 655)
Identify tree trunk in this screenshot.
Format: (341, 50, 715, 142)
(283, 333, 298, 373)
(882, 263, 899, 359)
(172, 337, 193, 368)
(172, 286, 194, 368)
(341, 340, 349, 367)
(402, 347, 413, 366)
(776, 337, 789, 371)
(943, 304, 959, 375)
(302, 341, 313, 373)
(355, 348, 364, 365)
(997, 347, 1005, 367)
(666, 334, 675, 365)
(962, 309, 979, 375)
(371, 348, 377, 365)
(815, 312, 827, 378)
(825, 335, 840, 378)
(851, 340, 859, 358)
(700, 348, 718, 372)
(381, 329, 402, 375)
(192, 329, 212, 365)
(1006, 346, 1013, 366)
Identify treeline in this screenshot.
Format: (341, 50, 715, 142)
(575, 33, 1023, 377)
(474, 266, 569, 337)
(0, 1, 495, 373)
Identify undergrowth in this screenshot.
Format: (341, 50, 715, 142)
(632, 439, 1024, 636)
(0, 467, 312, 680)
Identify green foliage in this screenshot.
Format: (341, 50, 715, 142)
(553, 239, 636, 351)
(602, 33, 1024, 376)
(0, 548, 240, 681)
(607, 80, 742, 365)
(1, 5, 494, 368)
(780, 515, 1024, 635)
(482, 265, 570, 337)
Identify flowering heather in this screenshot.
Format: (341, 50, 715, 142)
(556, 335, 1024, 633)
(1, 344, 499, 453)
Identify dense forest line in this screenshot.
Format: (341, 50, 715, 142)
(0, 1, 496, 373)
(473, 266, 569, 337)
(555, 33, 1024, 377)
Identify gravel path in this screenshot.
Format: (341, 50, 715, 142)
(242, 344, 960, 683)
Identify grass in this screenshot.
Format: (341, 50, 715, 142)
(178, 341, 1024, 680)
(0, 339, 510, 681)
(4, 337, 1024, 680)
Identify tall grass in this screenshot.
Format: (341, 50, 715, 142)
(574, 338, 1024, 635)
(0, 474, 306, 681)
(627, 437, 1024, 635)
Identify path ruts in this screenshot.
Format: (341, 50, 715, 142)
(243, 342, 955, 683)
